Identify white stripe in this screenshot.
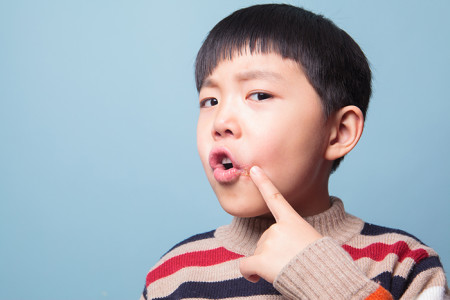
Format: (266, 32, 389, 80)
(352, 254, 417, 279)
(417, 286, 446, 300)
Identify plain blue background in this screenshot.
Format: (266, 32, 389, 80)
(1, 1, 449, 299)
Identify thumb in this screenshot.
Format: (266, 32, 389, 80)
(239, 256, 261, 283)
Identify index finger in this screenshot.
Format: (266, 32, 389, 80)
(249, 166, 297, 222)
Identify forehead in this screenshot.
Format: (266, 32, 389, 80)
(200, 52, 303, 90)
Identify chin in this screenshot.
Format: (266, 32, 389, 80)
(214, 188, 269, 218)
(206, 171, 272, 218)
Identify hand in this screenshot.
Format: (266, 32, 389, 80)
(239, 166, 323, 283)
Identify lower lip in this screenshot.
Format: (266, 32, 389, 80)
(213, 167, 241, 183)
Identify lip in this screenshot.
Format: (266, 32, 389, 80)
(209, 147, 246, 183)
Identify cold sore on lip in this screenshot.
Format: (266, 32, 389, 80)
(209, 147, 250, 183)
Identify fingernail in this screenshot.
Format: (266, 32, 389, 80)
(250, 166, 261, 175)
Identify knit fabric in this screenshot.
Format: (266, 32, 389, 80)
(141, 198, 448, 299)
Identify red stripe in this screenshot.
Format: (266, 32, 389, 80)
(342, 241, 429, 263)
(146, 247, 243, 286)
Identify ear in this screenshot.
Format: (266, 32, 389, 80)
(324, 106, 364, 161)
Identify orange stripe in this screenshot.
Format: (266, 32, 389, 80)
(365, 286, 393, 300)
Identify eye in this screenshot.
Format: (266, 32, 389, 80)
(200, 97, 219, 108)
(248, 92, 273, 101)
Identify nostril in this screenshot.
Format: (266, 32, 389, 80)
(214, 129, 233, 137)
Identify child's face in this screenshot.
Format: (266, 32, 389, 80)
(197, 52, 332, 217)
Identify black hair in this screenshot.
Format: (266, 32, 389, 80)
(195, 4, 372, 173)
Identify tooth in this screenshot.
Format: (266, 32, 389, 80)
(222, 157, 232, 164)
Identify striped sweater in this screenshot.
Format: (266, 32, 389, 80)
(141, 198, 448, 299)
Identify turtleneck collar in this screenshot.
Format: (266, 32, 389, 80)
(215, 197, 364, 256)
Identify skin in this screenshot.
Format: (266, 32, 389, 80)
(197, 52, 364, 283)
(240, 165, 323, 283)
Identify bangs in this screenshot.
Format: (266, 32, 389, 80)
(195, 39, 299, 91)
(194, 4, 313, 92)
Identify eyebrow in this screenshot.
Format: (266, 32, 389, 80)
(236, 70, 284, 82)
(202, 70, 284, 89)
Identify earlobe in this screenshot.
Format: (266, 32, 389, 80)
(325, 106, 364, 161)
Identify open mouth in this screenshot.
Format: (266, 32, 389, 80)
(209, 147, 243, 183)
(222, 157, 233, 170)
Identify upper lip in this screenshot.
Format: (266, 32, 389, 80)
(209, 147, 241, 170)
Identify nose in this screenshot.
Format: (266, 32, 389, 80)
(212, 100, 242, 140)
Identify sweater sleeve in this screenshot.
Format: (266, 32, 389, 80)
(273, 237, 449, 299)
(273, 237, 389, 299)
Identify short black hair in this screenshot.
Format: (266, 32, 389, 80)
(195, 4, 372, 173)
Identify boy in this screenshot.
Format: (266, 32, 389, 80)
(141, 4, 448, 299)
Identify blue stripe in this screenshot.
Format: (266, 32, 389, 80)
(371, 272, 407, 300)
(162, 230, 216, 257)
(142, 284, 148, 300)
(371, 256, 443, 300)
(405, 256, 443, 290)
(361, 223, 423, 244)
(152, 277, 280, 299)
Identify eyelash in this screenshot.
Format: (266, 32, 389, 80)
(199, 92, 273, 108)
(247, 92, 273, 101)
(199, 97, 218, 108)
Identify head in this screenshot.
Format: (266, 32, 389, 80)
(195, 4, 371, 217)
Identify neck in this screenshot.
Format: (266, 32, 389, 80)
(288, 180, 331, 217)
(215, 197, 364, 256)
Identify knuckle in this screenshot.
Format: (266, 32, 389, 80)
(268, 223, 278, 231)
(269, 223, 280, 231)
(271, 192, 283, 201)
(239, 257, 251, 272)
(239, 258, 246, 268)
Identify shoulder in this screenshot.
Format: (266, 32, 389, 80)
(344, 222, 440, 267)
(145, 227, 243, 284)
(142, 230, 215, 299)
(343, 222, 447, 298)
(359, 222, 425, 243)
(161, 229, 217, 257)
(142, 229, 249, 299)
(151, 229, 219, 273)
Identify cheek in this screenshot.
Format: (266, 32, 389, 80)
(197, 143, 211, 177)
(248, 119, 326, 196)
(196, 119, 210, 162)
